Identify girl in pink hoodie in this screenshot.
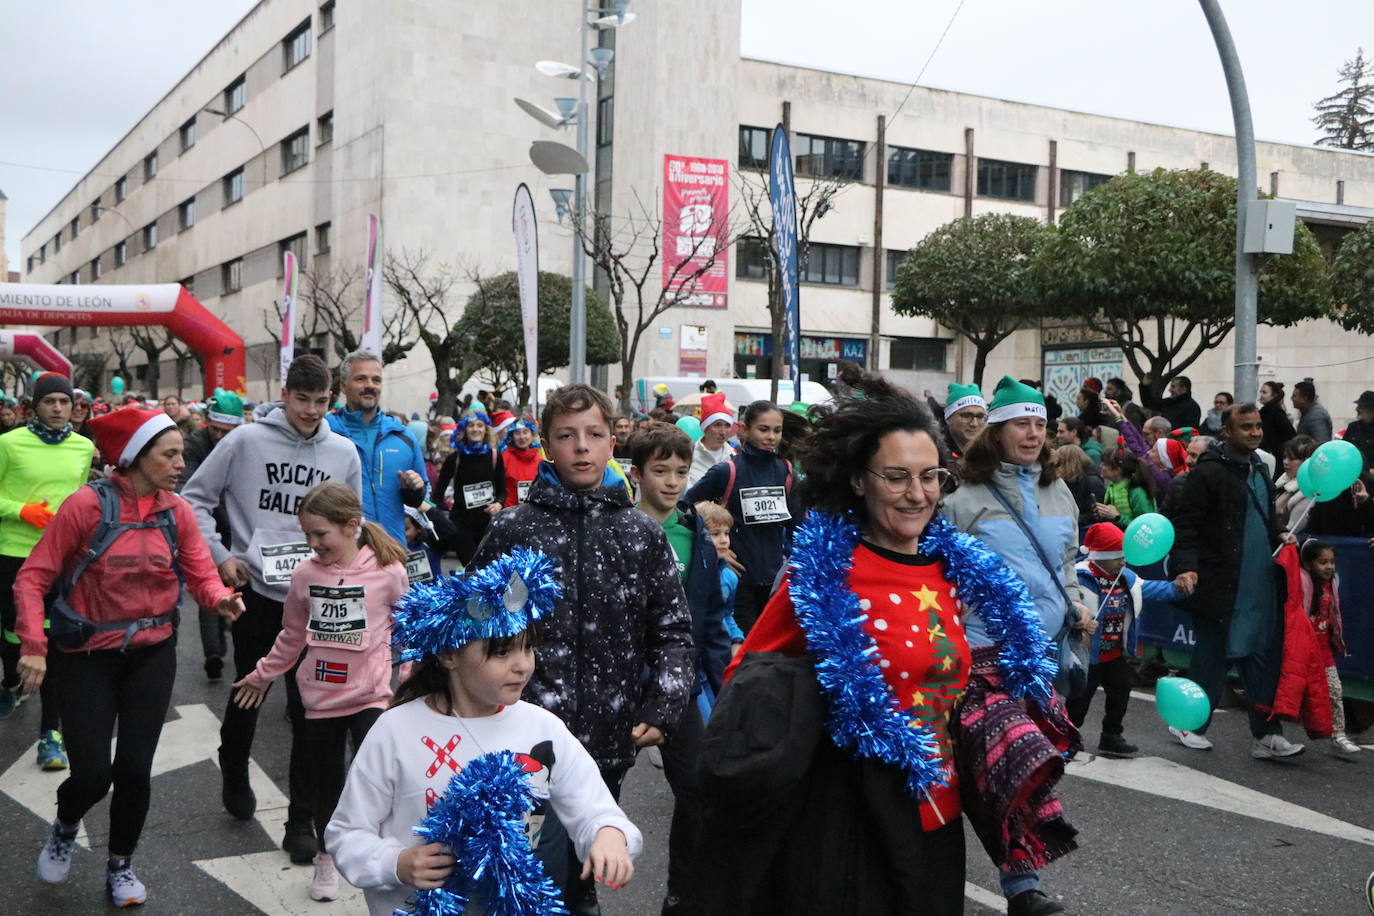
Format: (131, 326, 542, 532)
(232, 481, 410, 901)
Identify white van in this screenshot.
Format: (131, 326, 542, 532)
(633, 376, 831, 413)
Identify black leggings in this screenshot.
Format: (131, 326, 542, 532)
(1, 553, 63, 732)
(50, 639, 176, 856)
(1066, 655, 1133, 736)
(304, 708, 382, 848)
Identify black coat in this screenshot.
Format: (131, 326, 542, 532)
(1064, 471, 1106, 529)
(1170, 443, 1279, 621)
(676, 505, 731, 697)
(1344, 419, 1374, 477)
(684, 441, 800, 588)
(1140, 381, 1202, 430)
(470, 474, 694, 771)
(1259, 401, 1296, 457)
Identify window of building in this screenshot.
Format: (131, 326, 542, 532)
(283, 20, 312, 71)
(180, 117, 196, 153)
(281, 128, 310, 175)
(69, 270, 80, 285)
(887, 146, 952, 191)
(735, 236, 770, 280)
(795, 133, 865, 181)
(114, 176, 127, 203)
(315, 221, 331, 254)
(179, 198, 196, 231)
(52, 232, 61, 253)
(1059, 169, 1112, 208)
(90, 200, 102, 222)
(181, 275, 195, 295)
(596, 97, 614, 147)
(738, 125, 770, 170)
(222, 258, 243, 294)
(977, 158, 1037, 202)
(225, 75, 246, 114)
(885, 249, 907, 289)
(223, 167, 245, 204)
(143, 223, 157, 250)
(26, 255, 34, 272)
(801, 242, 860, 286)
(889, 337, 948, 372)
(114, 241, 126, 267)
(90, 256, 102, 281)
(279, 233, 307, 272)
(320, 1, 335, 32)
(144, 151, 158, 181)
(69, 217, 79, 240)
(317, 110, 333, 145)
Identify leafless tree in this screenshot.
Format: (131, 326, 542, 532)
(383, 250, 484, 413)
(127, 325, 183, 399)
(264, 266, 419, 370)
(106, 327, 137, 394)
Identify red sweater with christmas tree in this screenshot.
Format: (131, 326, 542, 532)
(729, 540, 971, 830)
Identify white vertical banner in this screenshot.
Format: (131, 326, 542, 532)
(512, 184, 540, 411)
(361, 213, 383, 356)
(280, 251, 299, 389)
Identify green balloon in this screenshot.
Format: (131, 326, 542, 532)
(1155, 676, 1210, 731)
(788, 401, 810, 415)
(1123, 512, 1175, 566)
(111, 376, 125, 397)
(1296, 459, 1323, 501)
(675, 415, 703, 442)
(1305, 439, 1362, 500)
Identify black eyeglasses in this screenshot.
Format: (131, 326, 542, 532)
(865, 466, 954, 495)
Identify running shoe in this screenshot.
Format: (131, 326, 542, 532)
(36, 730, 68, 770)
(0, 684, 23, 719)
(1333, 735, 1362, 754)
(1167, 726, 1213, 750)
(36, 819, 77, 885)
(310, 852, 339, 902)
(1364, 869, 1374, 914)
(106, 858, 147, 907)
(1252, 734, 1305, 759)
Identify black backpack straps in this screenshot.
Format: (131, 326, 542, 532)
(67, 479, 122, 590)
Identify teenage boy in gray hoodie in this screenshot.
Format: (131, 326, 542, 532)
(182, 355, 362, 864)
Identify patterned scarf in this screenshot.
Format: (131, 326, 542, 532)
(27, 417, 73, 445)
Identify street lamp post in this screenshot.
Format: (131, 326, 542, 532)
(568, 10, 591, 384)
(203, 106, 268, 186)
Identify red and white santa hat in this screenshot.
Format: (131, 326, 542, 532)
(700, 392, 733, 430)
(1154, 437, 1188, 475)
(1082, 522, 1124, 560)
(88, 407, 176, 468)
(490, 410, 517, 435)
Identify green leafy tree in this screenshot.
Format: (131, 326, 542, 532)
(1332, 219, 1374, 334)
(455, 271, 619, 407)
(890, 213, 1054, 386)
(1040, 168, 1334, 387)
(1313, 48, 1374, 150)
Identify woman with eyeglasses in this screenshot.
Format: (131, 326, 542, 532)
(693, 365, 1067, 916)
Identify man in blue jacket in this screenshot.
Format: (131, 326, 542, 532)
(327, 351, 428, 543)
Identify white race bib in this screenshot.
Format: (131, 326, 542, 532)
(405, 550, 435, 585)
(517, 479, 533, 503)
(307, 584, 368, 648)
(739, 486, 790, 525)
(462, 480, 495, 509)
(260, 542, 312, 586)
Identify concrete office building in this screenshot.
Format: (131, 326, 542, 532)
(18, 0, 1374, 421)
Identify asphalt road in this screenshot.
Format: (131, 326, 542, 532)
(2, 623, 1371, 915)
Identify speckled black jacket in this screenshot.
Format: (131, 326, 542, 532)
(471, 472, 695, 771)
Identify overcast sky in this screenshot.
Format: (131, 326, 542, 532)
(2, 0, 1369, 268)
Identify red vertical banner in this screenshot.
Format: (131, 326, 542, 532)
(663, 154, 729, 309)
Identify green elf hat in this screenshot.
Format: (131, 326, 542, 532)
(944, 382, 986, 420)
(986, 376, 1047, 424)
(206, 388, 245, 426)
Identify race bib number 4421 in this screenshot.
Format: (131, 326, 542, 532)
(260, 542, 312, 586)
(739, 486, 791, 525)
(308, 584, 368, 648)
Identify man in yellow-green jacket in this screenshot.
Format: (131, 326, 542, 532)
(0, 373, 94, 772)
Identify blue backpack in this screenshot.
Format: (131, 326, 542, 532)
(48, 478, 183, 651)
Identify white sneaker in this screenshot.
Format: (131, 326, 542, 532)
(106, 859, 147, 907)
(310, 852, 339, 902)
(1168, 726, 1213, 750)
(36, 820, 77, 885)
(1333, 735, 1362, 754)
(1252, 733, 1305, 759)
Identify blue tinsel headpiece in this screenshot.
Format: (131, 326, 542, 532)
(500, 419, 539, 453)
(405, 750, 567, 916)
(392, 547, 561, 662)
(451, 412, 493, 454)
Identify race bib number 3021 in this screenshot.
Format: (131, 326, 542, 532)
(260, 542, 312, 586)
(739, 486, 790, 525)
(307, 584, 368, 648)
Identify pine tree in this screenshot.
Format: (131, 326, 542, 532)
(1313, 48, 1374, 151)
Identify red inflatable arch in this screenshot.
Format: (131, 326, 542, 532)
(0, 330, 72, 378)
(0, 283, 246, 395)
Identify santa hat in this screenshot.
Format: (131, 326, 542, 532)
(1082, 377, 1104, 395)
(88, 408, 176, 468)
(1082, 522, 1124, 560)
(490, 410, 517, 435)
(1169, 426, 1198, 445)
(700, 392, 733, 430)
(944, 382, 986, 420)
(1154, 437, 1188, 475)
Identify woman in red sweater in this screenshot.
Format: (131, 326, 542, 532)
(500, 419, 542, 506)
(15, 408, 243, 907)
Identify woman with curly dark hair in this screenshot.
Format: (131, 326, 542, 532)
(693, 365, 1075, 916)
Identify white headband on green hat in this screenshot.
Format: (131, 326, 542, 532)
(944, 382, 986, 420)
(986, 376, 1047, 424)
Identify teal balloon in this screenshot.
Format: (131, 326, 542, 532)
(675, 416, 703, 442)
(1296, 459, 1321, 501)
(1123, 512, 1175, 566)
(110, 376, 125, 397)
(1305, 439, 1362, 501)
(1155, 676, 1210, 731)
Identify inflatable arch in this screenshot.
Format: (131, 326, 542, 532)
(0, 283, 246, 395)
(0, 330, 72, 379)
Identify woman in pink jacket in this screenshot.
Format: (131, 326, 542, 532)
(15, 408, 243, 907)
(232, 480, 409, 902)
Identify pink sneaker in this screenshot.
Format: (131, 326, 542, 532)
(309, 852, 339, 902)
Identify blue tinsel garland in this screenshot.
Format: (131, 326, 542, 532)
(392, 548, 562, 662)
(402, 750, 567, 916)
(451, 412, 493, 454)
(787, 511, 1055, 800)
